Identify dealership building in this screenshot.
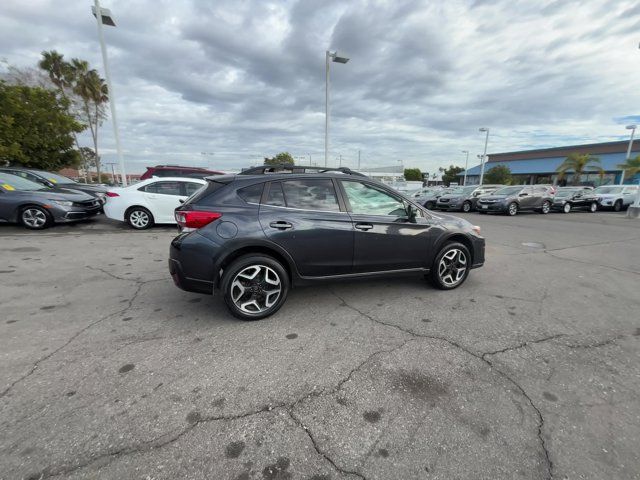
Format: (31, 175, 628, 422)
(459, 140, 640, 186)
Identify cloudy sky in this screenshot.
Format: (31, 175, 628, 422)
(2, 0, 640, 174)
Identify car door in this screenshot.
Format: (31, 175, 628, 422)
(622, 187, 637, 206)
(258, 178, 354, 277)
(339, 179, 434, 273)
(518, 186, 536, 209)
(141, 181, 184, 223)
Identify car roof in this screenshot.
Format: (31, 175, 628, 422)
(137, 176, 207, 185)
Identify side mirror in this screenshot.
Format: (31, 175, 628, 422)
(405, 203, 417, 223)
(178, 198, 185, 204)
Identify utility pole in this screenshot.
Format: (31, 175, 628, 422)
(358, 150, 361, 170)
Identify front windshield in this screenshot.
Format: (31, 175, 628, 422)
(493, 186, 522, 196)
(594, 186, 623, 194)
(32, 170, 76, 184)
(0, 173, 47, 191)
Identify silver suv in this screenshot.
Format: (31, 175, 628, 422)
(594, 185, 639, 211)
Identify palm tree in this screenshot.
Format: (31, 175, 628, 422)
(71, 61, 108, 183)
(617, 155, 640, 184)
(556, 153, 603, 185)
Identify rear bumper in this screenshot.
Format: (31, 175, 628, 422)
(169, 232, 219, 294)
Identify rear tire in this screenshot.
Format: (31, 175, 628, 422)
(540, 201, 551, 214)
(20, 206, 53, 230)
(424, 201, 435, 209)
(507, 202, 518, 216)
(430, 242, 471, 290)
(221, 255, 290, 320)
(126, 207, 154, 230)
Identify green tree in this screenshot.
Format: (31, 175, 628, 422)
(70, 60, 108, 183)
(264, 152, 295, 166)
(440, 165, 464, 185)
(403, 167, 422, 181)
(484, 165, 512, 185)
(0, 82, 82, 169)
(556, 153, 602, 185)
(617, 155, 640, 182)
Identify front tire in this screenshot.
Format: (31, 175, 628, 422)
(562, 203, 571, 214)
(461, 201, 472, 213)
(424, 201, 435, 209)
(613, 200, 622, 212)
(20, 206, 53, 230)
(589, 202, 598, 213)
(126, 207, 154, 230)
(430, 242, 471, 290)
(221, 255, 289, 320)
(507, 202, 518, 216)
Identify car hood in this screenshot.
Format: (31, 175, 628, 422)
(20, 188, 96, 202)
(596, 193, 622, 199)
(59, 183, 109, 193)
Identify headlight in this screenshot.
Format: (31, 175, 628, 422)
(471, 225, 481, 236)
(49, 200, 73, 206)
(96, 192, 106, 198)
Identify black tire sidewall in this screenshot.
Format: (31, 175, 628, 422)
(541, 201, 551, 214)
(462, 201, 471, 212)
(430, 242, 471, 290)
(127, 207, 154, 229)
(20, 206, 52, 230)
(221, 255, 290, 320)
(590, 202, 597, 212)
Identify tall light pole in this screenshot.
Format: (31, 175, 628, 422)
(92, 0, 127, 186)
(325, 50, 349, 167)
(621, 124, 636, 185)
(479, 128, 490, 185)
(461, 150, 469, 185)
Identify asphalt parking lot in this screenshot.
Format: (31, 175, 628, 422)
(1, 211, 639, 480)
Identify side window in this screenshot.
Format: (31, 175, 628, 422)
(342, 181, 406, 216)
(281, 179, 340, 211)
(238, 183, 264, 204)
(265, 182, 286, 207)
(184, 182, 204, 196)
(143, 181, 182, 196)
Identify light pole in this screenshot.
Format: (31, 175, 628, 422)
(461, 150, 469, 185)
(621, 124, 636, 185)
(479, 127, 490, 185)
(325, 50, 349, 167)
(92, 0, 127, 186)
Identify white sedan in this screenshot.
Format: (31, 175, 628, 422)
(104, 177, 206, 229)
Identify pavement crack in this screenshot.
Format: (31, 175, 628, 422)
(481, 334, 566, 360)
(544, 251, 640, 276)
(0, 279, 159, 400)
(563, 334, 627, 350)
(329, 289, 554, 480)
(286, 409, 367, 480)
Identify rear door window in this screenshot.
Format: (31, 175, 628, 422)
(238, 183, 264, 204)
(265, 182, 286, 207)
(183, 181, 204, 196)
(281, 179, 340, 211)
(143, 181, 182, 196)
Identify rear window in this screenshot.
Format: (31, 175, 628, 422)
(265, 182, 286, 207)
(238, 183, 264, 204)
(186, 180, 228, 206)
(281, 179, 340, 211)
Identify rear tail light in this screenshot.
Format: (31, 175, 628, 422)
(106, 192, 119, 197)
(175, 210, 222, 229)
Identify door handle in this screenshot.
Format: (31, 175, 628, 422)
(269, 221, 292, 230)
(355, 223, 373, 231)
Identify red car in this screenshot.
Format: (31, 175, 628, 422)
(140, 165, 224, 180)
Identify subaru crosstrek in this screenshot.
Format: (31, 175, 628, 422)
(169, 166, 485, 320)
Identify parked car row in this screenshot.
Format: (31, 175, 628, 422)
(410, 183, 639, 216)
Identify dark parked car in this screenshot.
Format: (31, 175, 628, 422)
(476, 185, 554, 216)
(418, 187, 453, 209)
(0, 167, 108, 204)
(551, 187, 599, 213)
(0, 173, 102, 229)
(169, 165, 485, 320)
(435, 184, 503, 212)
(140, 165, 225, 180)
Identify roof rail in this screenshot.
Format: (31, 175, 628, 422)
(239, 164, 367, 177)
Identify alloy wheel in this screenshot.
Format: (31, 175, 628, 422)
(129, 210, 150, 228)
(462, 202, 471, 212)
(508, 203, 517, 216)
(541, 201, 551, 214)
(230, 265, 282, 314)
(590, 202, 597, 212)
(22, 208, 47, 228)
(438, 248, 467, 287)
(563, 203, 571, 213)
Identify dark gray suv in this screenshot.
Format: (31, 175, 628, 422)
(476, 185, 554, 216)
(169, 166, 485, 320)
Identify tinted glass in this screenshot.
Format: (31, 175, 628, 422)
(0, 173, 46, 191)
(144, 181, 182, 195)
(493, 186, 523, 195)
(265, 182, 286, 207)
(282, 179, 340, 211)
(32, 170, 75, 184)
(187, 181, 227, 206)
(184, 182, 204, 196)
(342, 181, 406, 216)
(238, 183, 264, 204)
